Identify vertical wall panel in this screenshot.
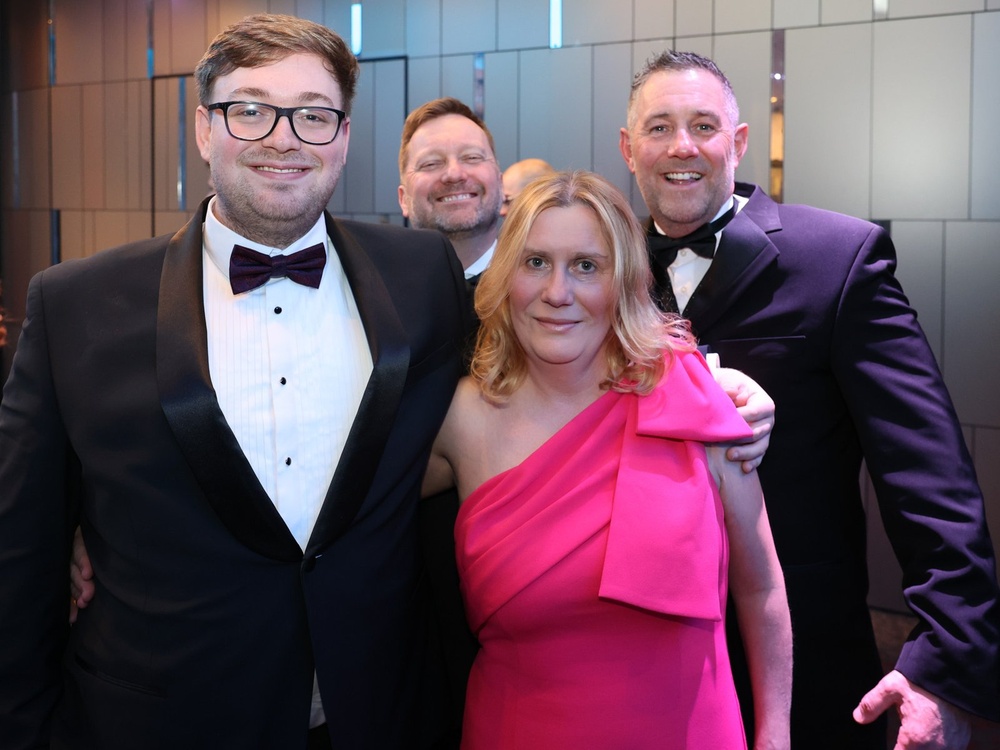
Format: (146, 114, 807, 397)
(407, 57, 443, 114)
(405, 0, 442, 58)
(971, 11, 1000, 220)
(372, 59, 407, 215)
(441, 0, 496, 55)
(128, 81, 154, 212)
(774, 0, 819, 29)
(169, 0, 211, 76)
(441, 55, 477, 108)
(82, 84, 107, 210)
(889, 0, 983, 18)
(634, 0, 675, 40)
(591, 43, 633, 200)
(2, 89, 53, 211)
(362, 0, 407, 58)
(340, 59, 377, 214)
(217, 0, 269, 33)
(482, 51, 520, 171)
(54, 1, 104, 84)
(3, 3, 49, 91)
(322, 0, 354, 44)
(675, 0, 712, 38)
(714, 0, 771, 34)
(872, 16, 971, 220)
(887, 221, 945, 361)
(563, 0, 632, 46)
(518, 46, 592, 171)
(820, 0, 871, 25)
(784, 24, 872, 217)
(713, 32, 771, 192)
(498, 0, 548, 52)
(943, 221, 1000, 426)
(51, 86, 84, 209)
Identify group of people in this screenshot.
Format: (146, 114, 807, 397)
(1, 12, 998, 750)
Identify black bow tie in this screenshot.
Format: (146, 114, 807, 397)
(647, 203, 738, 268)
(229, 243, 326, 295)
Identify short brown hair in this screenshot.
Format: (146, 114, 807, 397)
(195, 14, 360, 113)
(398, 97, 497, 176)
(472, 170, 694, 402)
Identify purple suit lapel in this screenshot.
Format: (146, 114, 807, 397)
(683, 184, 781, 336)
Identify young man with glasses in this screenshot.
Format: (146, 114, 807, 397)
(0, 14, 469, 750)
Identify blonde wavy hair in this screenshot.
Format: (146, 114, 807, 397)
(471, 170, 694, 402)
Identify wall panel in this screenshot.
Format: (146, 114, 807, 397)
(971, 11, 1000, 219)
(591, 43, 633, 200)
(517, 46, 592, 171)
(714, 0, 771, 34)
(774, 0, 820, 29)
(943, 221, 1000, 427)
(54, 1, 104, 85)
(563, 0, 632, 46)
(498, 0, 548, 52)
(889, 221, 945, 361)
(713, 31, 771, 191)
(872, 15, 971, 220)
(482, 51, 519, 171)
(441, 0, 496, 55)
(634, 0, 675, 40)
(784, 24, 872, 217)
(51, 86, 84, 209)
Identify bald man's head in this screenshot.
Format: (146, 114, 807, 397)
(501, 158, 554, 216)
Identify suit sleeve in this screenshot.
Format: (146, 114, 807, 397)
(831, 225, 1000, 720)
(0, 271, 78, 747)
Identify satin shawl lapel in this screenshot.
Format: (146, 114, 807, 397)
(156, 197, 301, 562)
(304, 216, 410, 557)
(683, 186, 781, 334)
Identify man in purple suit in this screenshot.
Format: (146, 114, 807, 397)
(620, 50, 1000, 749)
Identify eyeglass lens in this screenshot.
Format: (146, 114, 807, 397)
(224, 103, 341, 144)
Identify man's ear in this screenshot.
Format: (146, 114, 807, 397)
(619, 128, 636, 174)
(195, 105, 213, 163)
(397, 184, 410, 218)
(733, 122, 749, 165)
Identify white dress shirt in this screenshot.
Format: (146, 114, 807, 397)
(202, 199, 372, 550)
(653, 195, 745, 314)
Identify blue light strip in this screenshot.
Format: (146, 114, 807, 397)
(351, 4, 362, 56)
(549, 0, 562, 49)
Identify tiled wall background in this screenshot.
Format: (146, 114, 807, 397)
(2, 0, 999, 611)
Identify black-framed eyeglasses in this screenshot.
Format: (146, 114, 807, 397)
(206, 101, 347, 145)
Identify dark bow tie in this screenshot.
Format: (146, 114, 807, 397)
(229, 243, 326, 295)
(647, 202, 738, 268)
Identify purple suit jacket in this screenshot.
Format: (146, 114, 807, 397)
(0, 198, 470, 749)
(653, 183, 1000, 748)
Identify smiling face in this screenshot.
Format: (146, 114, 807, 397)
(195, 52, 350, 248)
(509, 203, 614, 380)
(397, 114, 503, 242)
(620, 68, 748, 237)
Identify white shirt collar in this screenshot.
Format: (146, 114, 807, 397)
(464, 239, 497, 279)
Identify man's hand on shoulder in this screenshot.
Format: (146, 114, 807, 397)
(711, 366, 774, 473)
(854, 670, 972, 750)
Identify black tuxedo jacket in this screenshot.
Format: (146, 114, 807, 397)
(0, 198, 470, 749)
(650, 183, 1000, 748)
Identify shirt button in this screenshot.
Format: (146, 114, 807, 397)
(274, 306, 282, 314)
(280, 377, 287, 385)
(285, 457, 292, 466)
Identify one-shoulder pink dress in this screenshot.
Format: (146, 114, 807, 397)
(456, 351, 754, 749)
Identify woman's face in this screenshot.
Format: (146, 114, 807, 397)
(509, 203, 615, 378)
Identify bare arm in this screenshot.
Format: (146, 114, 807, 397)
(709, 445, 792, 750)
(712, 367, 775, 473)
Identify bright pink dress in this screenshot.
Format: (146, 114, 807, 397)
(456, 351, 754, 749)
